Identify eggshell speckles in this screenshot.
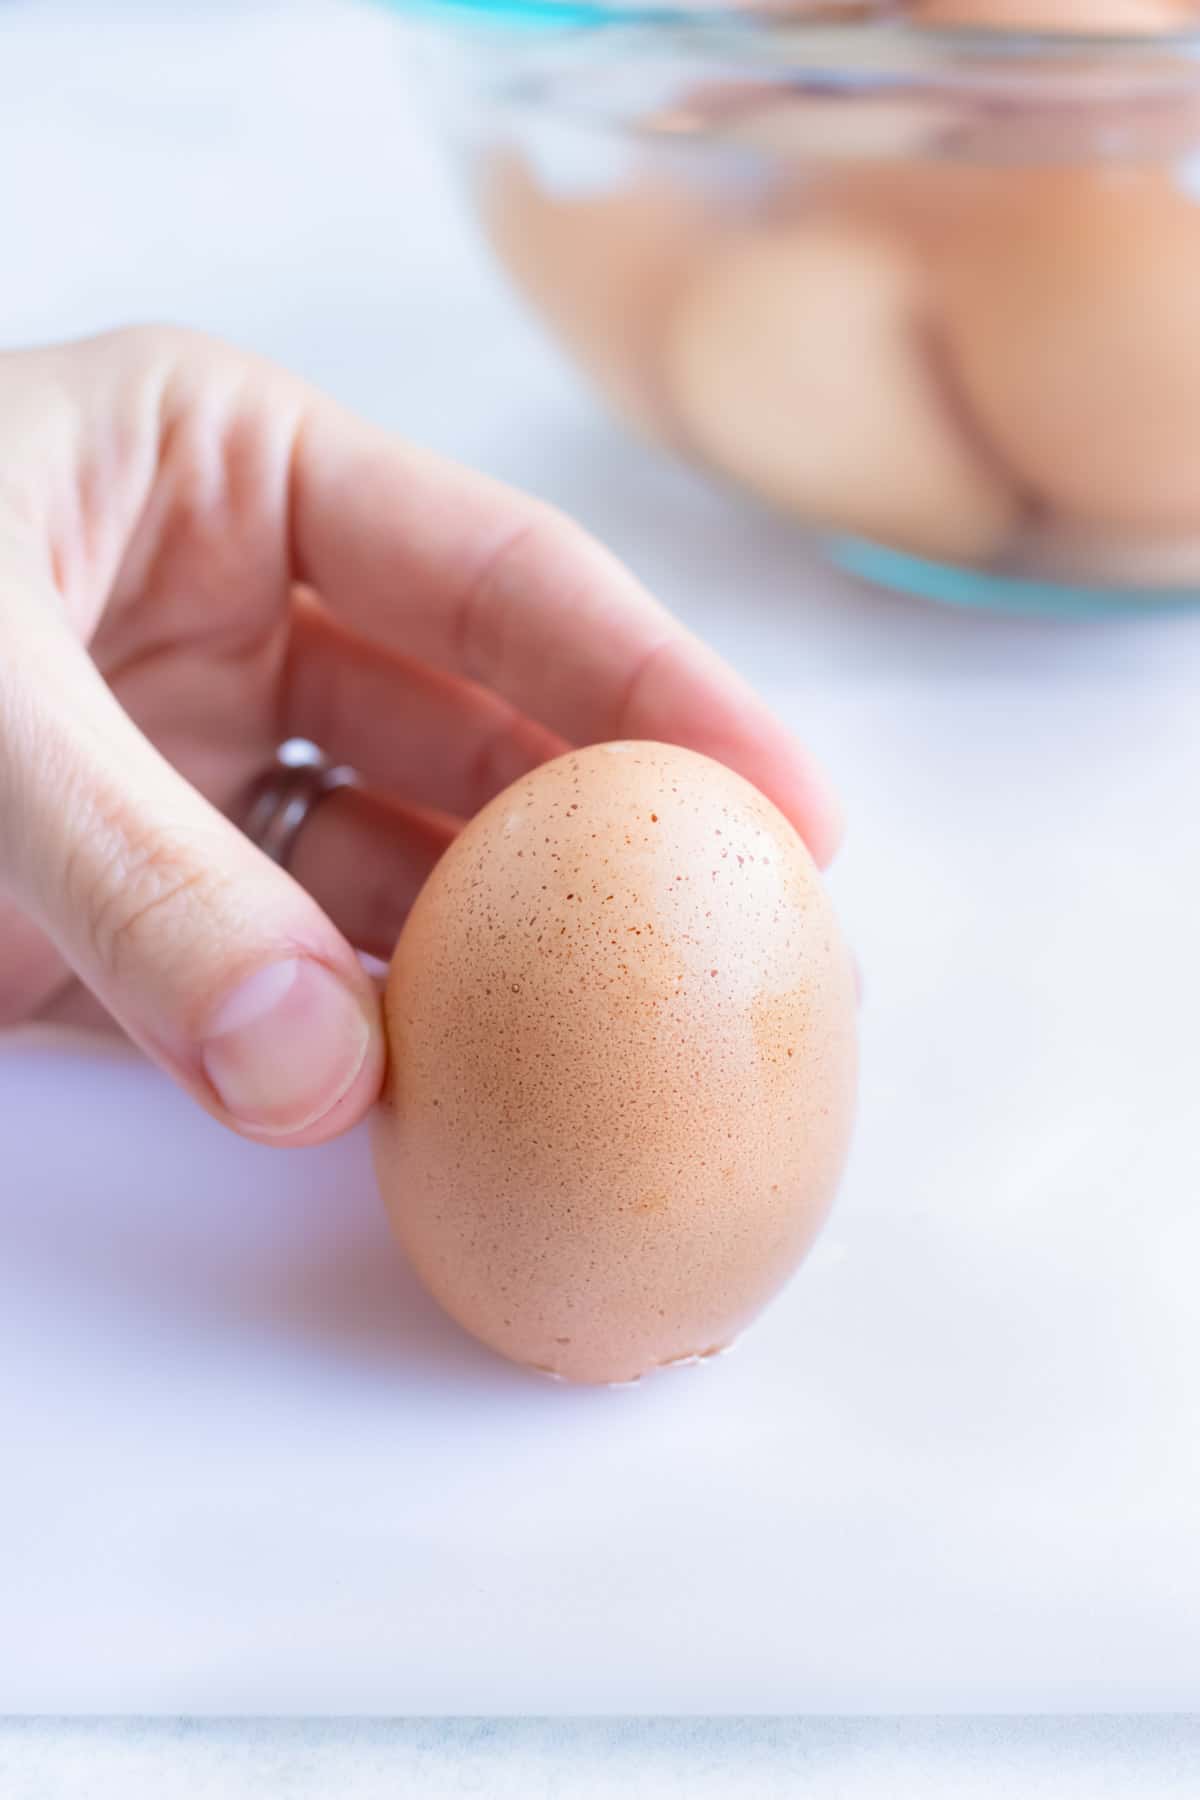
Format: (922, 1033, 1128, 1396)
(374, 742, 857, 1386)
(941, 168, 1200, 530)
(662, 223, 1020, 563)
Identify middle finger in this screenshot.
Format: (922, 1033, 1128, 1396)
(286, 600, 567, 823)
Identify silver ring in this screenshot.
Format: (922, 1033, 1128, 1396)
(243, 739, 358, 870)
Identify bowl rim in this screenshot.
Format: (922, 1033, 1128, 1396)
(416, 1, 1200, 66)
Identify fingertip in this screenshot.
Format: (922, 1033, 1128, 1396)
(715, 725, 846, 871)
(198, 955, 386, 1147)
(264, 1019, 386, 1148)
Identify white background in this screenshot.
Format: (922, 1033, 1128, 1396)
(3, 1718, 1200, 1798)
(1, 0, 1199, 1786)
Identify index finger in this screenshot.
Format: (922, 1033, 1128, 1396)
(289, 397, 843, 865)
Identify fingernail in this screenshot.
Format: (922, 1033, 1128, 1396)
(201, 958, 371, 1134)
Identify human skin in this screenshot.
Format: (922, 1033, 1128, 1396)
(0, 327, 842, 1148)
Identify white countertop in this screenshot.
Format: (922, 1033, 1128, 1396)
(3, 1718, 1200, 1800)
(2, 0, 1200, 1777)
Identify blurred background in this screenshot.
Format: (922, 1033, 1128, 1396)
(2, 0, 1200, 1786)
(9, 0, 1174, 662)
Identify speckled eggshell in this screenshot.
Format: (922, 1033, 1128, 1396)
(374, 742, 857, 1387)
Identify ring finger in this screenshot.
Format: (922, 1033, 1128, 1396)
(284, 782, 457, 963)
(286, 599, 568, 822)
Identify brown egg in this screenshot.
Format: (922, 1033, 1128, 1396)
(661, 222, 1020, 563)
(941, 92, 1200, 171)
(479, 150, 713, 441)
(940, 167, 1200, 530)
(912, 0, 1187, 29)
(374, 742, 857, 1386)
(1019, 520, 1200, 589)
(780, 159, 1006, 256)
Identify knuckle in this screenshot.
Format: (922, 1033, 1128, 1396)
(79, 324, 252, 399)
(454, 506, 558, 682)
(74, 815, 218, 981)
(94, 321, 207, 364)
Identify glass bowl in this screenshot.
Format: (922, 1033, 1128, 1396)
(395, 2, 1200, 613)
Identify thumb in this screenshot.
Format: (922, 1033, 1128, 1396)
(1, 613, 384, 1146)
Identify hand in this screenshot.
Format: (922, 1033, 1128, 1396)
(0, 327, 842, 1147)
